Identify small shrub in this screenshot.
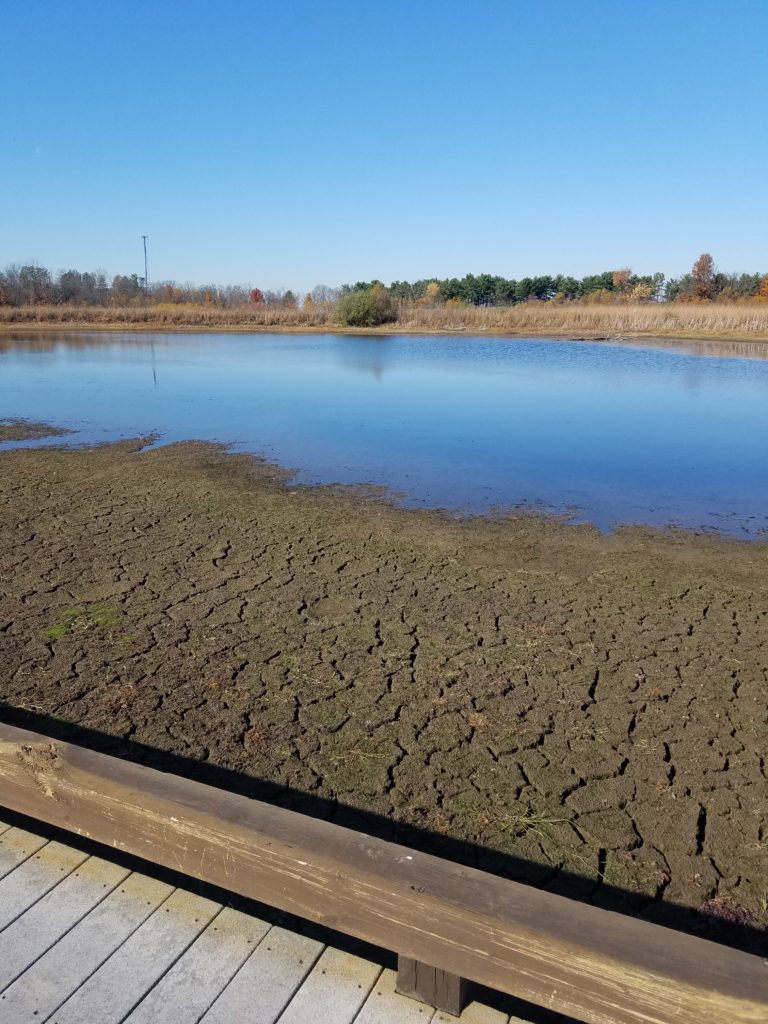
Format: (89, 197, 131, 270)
(334, 285, 396, 327)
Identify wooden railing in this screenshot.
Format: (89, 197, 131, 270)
(0, 723, 766, 1024)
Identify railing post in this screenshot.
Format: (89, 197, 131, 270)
(396, 955, 468, 1016)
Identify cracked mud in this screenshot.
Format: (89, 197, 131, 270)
(1, 437, 766, 952)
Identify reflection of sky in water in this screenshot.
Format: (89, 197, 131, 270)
(2, 332, 767, 536)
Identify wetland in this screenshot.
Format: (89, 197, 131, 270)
(2, 331, 768, 535)
(1, 332, 766, 953)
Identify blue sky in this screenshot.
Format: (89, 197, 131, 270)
(2, 0, 767, 291)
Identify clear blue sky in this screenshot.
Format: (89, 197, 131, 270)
(2, 0, 766, 292)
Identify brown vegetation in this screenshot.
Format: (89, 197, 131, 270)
(394, 300, 768, 339)
(3, 301, 768, 340)
(0, 303, 329, 329)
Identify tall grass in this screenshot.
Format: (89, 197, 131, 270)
(2, 301, 768, 339)
(394, 301, 768, 339)
(0, 303, 330, 329)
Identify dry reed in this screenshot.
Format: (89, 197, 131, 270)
(394, 302, 768, 339)
(2, 301, 768, 340)
(0, 304, 329, 329)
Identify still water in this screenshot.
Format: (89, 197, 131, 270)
(2, 332, 767, 536)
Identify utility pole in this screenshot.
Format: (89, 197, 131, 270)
(142, 235, 149, 294)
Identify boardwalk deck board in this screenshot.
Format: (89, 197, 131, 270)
(0, 872, 173, 1024)
(50, 888, 220, 1024)
(0, 841, 86, 930)
(123, 906, 270, 1024)
(356, 968, 437, 1024)
(0, 827, 49, 880)
(435, 1006, 510, 1024)
(199, 926, 323, 1024)
(276, 947, 382, 1024)
(0, 855, 129, 990)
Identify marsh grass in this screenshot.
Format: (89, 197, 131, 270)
(46, 604, 122, 640)
(395, 301, 768, 339)
(0, 303, 329, 329)
(2, 301, 768, 339)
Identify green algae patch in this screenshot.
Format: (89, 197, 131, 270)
(46, 604, 122, 640)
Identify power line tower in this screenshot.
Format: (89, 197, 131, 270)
(142, 235, 149, 294)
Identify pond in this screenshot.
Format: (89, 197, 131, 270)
(2, 331, 767, 536)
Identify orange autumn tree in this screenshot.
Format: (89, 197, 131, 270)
(612, 268, 633, 294)
(691, 253, 715, 299)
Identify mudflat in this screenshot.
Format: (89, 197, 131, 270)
(0, 418, 73, 442)
(1, 433, 766, 952)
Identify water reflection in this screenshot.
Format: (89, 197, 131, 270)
(3, 331, 768, 363)
(333, 336, 397, 379)
(618, 336, 768, 361)
(6, 331, 768, 364)
(1, 331, 767, 536)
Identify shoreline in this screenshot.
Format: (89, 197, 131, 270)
(2, 298, 768, 346)
(2, 320, 768, 345)
(2, 421, 766, 542)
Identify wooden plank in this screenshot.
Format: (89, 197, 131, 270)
(435, 1004, 510, 1024)
(277, 946, 382, 1024)
(0, 854, 129, 991)
(0, 827, 49, 880)
(357, 968, 437, 1024)
(0, 871, 173, 1024)
(0, 840, 87, 931)
(199, 925, 322, 1024)
(398, 955, 468, 1016)
(123, 906, 269, 1024)
(50, 888, 220, 1024)
(1, 723, 767, 1024)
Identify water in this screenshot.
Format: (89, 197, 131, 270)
(2, 331, 767, 536)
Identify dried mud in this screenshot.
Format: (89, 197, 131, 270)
(0, 418, 74, 442)
(1, 438, 766, 952)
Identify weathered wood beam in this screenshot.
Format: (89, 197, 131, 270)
(0, 723, 766, 1024)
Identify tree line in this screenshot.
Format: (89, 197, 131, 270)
(1, 254, 766, 309)
(0, 265, 308, 309)
(348, 256, 768, 306)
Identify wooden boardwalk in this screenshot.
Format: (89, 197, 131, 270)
(0, 816, 529, 1024)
